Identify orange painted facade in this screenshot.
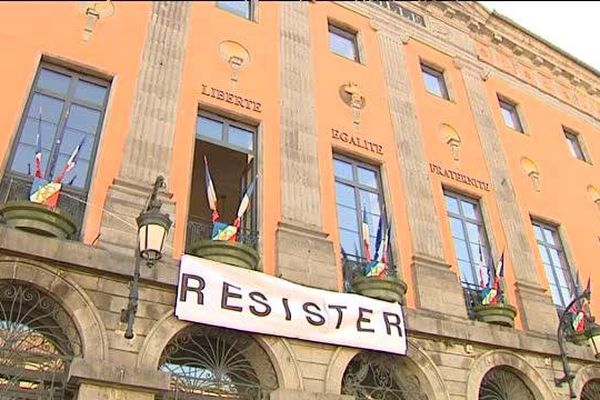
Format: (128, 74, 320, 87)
(1, 0, 600, 326)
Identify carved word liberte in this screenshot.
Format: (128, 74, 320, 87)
(332, 128, 383, 155)
(201, 84, 262, 113)
(429, 163, 491, 192)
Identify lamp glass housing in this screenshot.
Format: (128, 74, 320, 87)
(137, 211, 172, 264)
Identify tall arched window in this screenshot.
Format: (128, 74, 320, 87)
(478, 366, 535, 400)
(341, 352, 428, 400)
(581, 379, 600, 400)
(0, 281, 81, 399)
(158, 325, 278, 399)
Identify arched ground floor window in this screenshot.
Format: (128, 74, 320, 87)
(158, 324, 278, 399)
(478, 366, 535, 400)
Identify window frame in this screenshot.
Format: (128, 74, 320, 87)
(5, 62, 110, 193)
(327, 23, 360, 63)
(443, 190, 493, 288)
(333, 154, 388, 261)
(420, 63, 449, 100)
(563, 127, 588, 162)
(497, 96, 524, 133)
(531, 220, 577, 309)
(215, 0, 256, 21)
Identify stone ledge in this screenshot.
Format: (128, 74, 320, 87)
(68, 357, 170, 392)
(0, 224, 179, 286)
(270, 389, 353, 400)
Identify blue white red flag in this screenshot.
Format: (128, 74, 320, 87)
(372, 215, 383, 262)
(233, 175, 257, 228)
(204, 156, 219, 222)
(361, 207, 371, 261)
(55, 138, 85, 184)
(494, 250, 505, 289)
(34, 108, 43, 178)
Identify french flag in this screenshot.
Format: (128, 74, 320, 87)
(361, 207, 371, 261)
(204, 156, 219, 223)
(34, 132, 43, 178)
(55, 138, 85, 184)
(233, 175, 257, 228)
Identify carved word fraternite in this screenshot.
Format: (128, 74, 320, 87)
(201, 84, 262, 113)
(332, 128, 383, 155)
(429, 163, 491, 191)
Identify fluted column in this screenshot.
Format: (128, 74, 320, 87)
(460, 62, 558, 333)
(378, 29, 467, 318)
(276, 2, 337, 290)
(98, 2, 190, 257)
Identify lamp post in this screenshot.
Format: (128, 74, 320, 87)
(121, 176, 172, 339)
(555, 286, 600, 398)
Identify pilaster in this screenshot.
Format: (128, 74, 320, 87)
(277, 2, 336, 290)
(98, 2, 190, 256)
(459, 62, 559, 334)
(377, 29, 466, 318)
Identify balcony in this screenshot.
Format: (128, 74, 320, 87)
(462, 280, 517, 327)
(185, 217, 260, 270)
(342, 255, 407, 304)
(0, 173, 85, 240)
(462, 281, 482, 320)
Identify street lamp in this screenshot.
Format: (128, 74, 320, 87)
(555, 286, 600, 398)
(121, 176, 172, 339)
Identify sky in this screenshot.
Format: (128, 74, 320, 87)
(479, 1, 600, 73)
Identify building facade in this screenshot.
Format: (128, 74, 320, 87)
(1, 1, 600, 399)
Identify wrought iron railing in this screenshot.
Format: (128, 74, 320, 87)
(462, 281, 484, 320)
(0, 173, 87, 239)
(342, 254, 399, 294)
(185, 217, 259, 252)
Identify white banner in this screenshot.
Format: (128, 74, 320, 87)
(175, 255, 407, 355)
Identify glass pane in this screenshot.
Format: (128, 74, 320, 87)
(465, 222, 481, 244)
(453, 238, 470, 262)
(216, 1, 250, 19)
(65, 104, 101, 134)
(52, 153, 90, 188)
(423, 70, 444, 97)
(228, 125, 253, 151)
(445, 194, 459, 214)
(329, 30, 357, 60)
(538, 246, 551, 265)
(555, 266, 569, 288)
(461, 200, 478, 219)
(560, 285, 573, 305)
(449, 217, 465, 240)
(335, 182, 356, 208)
(197, 116, 223, 141)
(337, 205, 358, 231)
(533, 224, 544, 242)
(364, 212, 380, 235)
(340, 229, 361, 257)
(74, 80, 107, 105)
(501, 104, 516, 129)
(543, 228, 556, 245)
(334, 159, 353, 180)
(10, 144, 50, 176)
(470, 242, 485, 265)
(458, 260, 475, 285)
(357, 167, 377, 189)
(549, 284, 562, 307)
(37, 68, 70, 95)
(548, 248, 562, 267)
(359, 190, 380, 215)
(59, 130, 94, 162)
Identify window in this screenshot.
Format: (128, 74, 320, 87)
(1, 64, 110, 236)
(498, 97, 524, 132)
(7, 65, 108, 189)
(216, 1, 253, 20)
(328, 24, 359, 62)
(444, 191, 493, 288)
(532, 221, 576, 309)
(334, 156, 384, 260)
(421, 63, 449, 100)
(186, 112, 257, 251)
(564, 128, 587, 162)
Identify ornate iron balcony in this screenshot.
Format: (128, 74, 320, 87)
(462, 281, 484, 320)
(185, 217, 259, 253)
(0, 173, 86, 240)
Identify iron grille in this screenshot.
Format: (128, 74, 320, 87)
(342, 254, 399, 294)
(158, 325, 277, 400)
(0, 282, 81, 399)
(478, 367, 535, 400)
(185, 218, 259, 253)
(0, 173, 86, 240)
